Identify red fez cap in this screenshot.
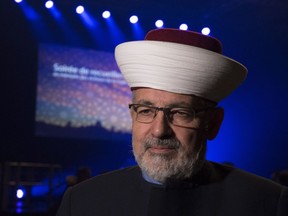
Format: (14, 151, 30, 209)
(145, 28, 222, 54)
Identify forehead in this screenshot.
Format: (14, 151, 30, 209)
(132, 88, 196, 106)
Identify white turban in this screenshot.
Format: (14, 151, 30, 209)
(115, 28, 247, 103)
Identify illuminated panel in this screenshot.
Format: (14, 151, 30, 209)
(35, 44, 132, 140)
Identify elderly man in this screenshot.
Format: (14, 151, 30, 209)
(56, 28, 288, 216)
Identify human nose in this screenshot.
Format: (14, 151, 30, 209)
(150, 110, 173, 138)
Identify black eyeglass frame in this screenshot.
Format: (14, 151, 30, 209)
(128, 103, 211, 126)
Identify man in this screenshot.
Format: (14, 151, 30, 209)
(56, 28, 288, 216)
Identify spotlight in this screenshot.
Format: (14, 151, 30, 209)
(179, 24, 188, 30)
(45, 0, 54, 9)
(201, 27, 210, 35)
(102, 11, 111, 19)
(76, 5, 84, 14)
(155, 20, 164, 28)
(16, 189, 24, 199)
(15, 0, 22, 3)
(129, 15, 138, 24)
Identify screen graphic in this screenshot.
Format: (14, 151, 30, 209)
(35, 44, 132, 140)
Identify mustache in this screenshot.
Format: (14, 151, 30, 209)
(143, 137, 181, 150)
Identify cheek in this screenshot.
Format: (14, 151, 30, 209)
(132, 123, 144, 140)
(176, 119, 205, 148)
(131, 123, 149, 151)
(132, 119, 152, 137)
(175, 129, 199, 151)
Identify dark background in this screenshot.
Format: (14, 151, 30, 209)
(1, 0, 288, 212)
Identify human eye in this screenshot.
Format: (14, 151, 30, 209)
(137, 106, 155, 116)
(171, 108, 194, 120)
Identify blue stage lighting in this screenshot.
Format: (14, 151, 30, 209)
(76, 5, 84, 14)
(201, 27, 211, 35)
(179, 24, 188, 30)
(79, 11, 97, 29)
(104, 15, 126, 47)
(102, 11, 111, 19)
(16, 200, 24, 214)
(16, 0, 39, 21)
(155, 20, 164, 28)
(16, 189, 25, 199)
(45, 0, 54, 9)
(129, 15, 138, 24)
(15, 0, 22, 3)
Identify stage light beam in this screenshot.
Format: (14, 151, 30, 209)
(15, 0, 22, 3)
(179, 24, 188, 30)
(129, 15, 138, 24)
(155, 20, 164, 28)
(102, 11, 111, 19)
(201, 27, 211, 35)
(76, 5, 84, 14)
(45, 0, 54, 9)
(16, 189, 24, 199)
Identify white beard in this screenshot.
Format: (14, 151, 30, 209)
(133, 137, 206, 184)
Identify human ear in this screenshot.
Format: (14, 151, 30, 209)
(206, 107, 224, 140)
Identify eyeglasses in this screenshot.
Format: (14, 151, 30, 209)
(129, 104, 209, 128)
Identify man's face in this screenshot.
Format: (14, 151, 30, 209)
(131, 88, 209, 183)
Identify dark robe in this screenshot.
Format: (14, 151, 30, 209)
(56, 161, 288, 216)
